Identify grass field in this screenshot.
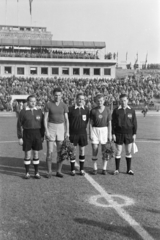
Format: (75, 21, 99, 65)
(0, 112, 160, 240)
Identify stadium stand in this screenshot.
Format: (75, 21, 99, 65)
(0, 74, 160, 111)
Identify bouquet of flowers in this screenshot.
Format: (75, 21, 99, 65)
(59, 137, 76, 162)
(102, 141, 115, 161)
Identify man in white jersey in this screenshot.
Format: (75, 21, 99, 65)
(89, 94, 112, 175)
(44, 88, 69, 178)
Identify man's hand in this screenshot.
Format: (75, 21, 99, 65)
(112, 134, 116, 142)
(45, 131, 51, 141)
(19, 138, 23, 146)
(64, 132, 69, 138)
(108, 135, 112, 142)
(133, 134, 136, 142)
(89, 134, 92, 141)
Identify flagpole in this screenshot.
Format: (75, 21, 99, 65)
(126, 52, 128, 62)
(30, 0, 33, 26)
(31, 14, 32, 26)
(17, 0, 19, 26)
(5, 0, 8, 25)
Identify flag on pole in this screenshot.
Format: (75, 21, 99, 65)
(126, 52, 128, 61)
(145, 53, 148, 64)
(135, 52, 138, 64)
(29, 0, 33, 15)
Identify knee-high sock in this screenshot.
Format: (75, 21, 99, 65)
(79, 155, 85, 171)
(115, 156, 121, 171)
(24, 159, 31, 173)
(70, 159, 75, 171)
(33, 158, 40, 174)
(126, 156, 132, 172)
(102, 160, 108, 170)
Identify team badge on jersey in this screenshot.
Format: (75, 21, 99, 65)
(36, 115, 41, 120)
(99, 115, 103, 119)
(82, 115, 86, 121)
(127, 114, 132, 118)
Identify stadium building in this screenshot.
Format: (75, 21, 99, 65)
(0, 25, 116, 79)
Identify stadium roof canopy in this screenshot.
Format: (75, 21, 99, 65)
(0, 39, 106, 49)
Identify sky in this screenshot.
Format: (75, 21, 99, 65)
(0, 0, 159, 64)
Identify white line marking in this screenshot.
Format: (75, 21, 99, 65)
(0, 141, 18, 143)
(0, 140, 160, 144)
(0, 165, 23, 170)
(89, 194, 135, 208)
(75, 162, 154, 240)
(136, 140, 160, 143)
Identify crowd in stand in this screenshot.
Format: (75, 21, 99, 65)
(0, 48, 99, 60)
(0, 73, 160, 112)
(142, 64, 160, 70)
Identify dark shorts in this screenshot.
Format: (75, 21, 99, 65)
(23, 129, 43, 152)
(115, 133, 133, 145)
(69, 133, 88, 147)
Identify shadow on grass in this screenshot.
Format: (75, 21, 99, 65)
(0, 157, 115, 177)
(74, 217, 159, 240)
(0, 157, 71, 178)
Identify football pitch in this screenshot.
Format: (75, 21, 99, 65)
(0, 112, 160, 240)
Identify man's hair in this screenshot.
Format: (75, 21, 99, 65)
(96, 93, 104, 100)
(27, 95, 36, 102)
(76, 93, 85, 99)
(119, 93, 128, 99)
(53, 88, 62, 95)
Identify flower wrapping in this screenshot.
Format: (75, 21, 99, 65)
(59, 137, 76, 162)
(102, 141, 115, 160)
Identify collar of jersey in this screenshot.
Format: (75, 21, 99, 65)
(26, 107, 37, 111)
(118, 105, 131, 110)
(75, 104, 85, 109)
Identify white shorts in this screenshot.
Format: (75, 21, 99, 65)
(91, 127, 108, 144)
(48, 122, 64, 141)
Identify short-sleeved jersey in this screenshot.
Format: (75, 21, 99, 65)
(44, 101, 68, 124)
(90, 106, 111, 127)
(68, 106, 89, 134)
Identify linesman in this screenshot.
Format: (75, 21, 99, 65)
(17, 95, 44, 179)
(112, 93, 137, 175)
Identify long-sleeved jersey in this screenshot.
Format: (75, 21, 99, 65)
(17, 107, 44, 139)
(68, 105, 89, 134)
(112, 106, 137, 135)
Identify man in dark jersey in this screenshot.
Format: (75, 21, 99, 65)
(44, 88, 69, 178)
(112, 93, 137, 175)
(17, 95, 44, 179)
(89, 94, 112, 175)
(68, 93, 89, 176)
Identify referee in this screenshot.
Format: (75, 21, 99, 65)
(68, 93, 89, 176)
(112, 93, 137, 175)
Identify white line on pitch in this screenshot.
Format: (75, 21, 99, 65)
(136, 140, 160, 143)
(75, 162, 154, 240)
(0, 141, 18, 143)
(0, 140, 160, 144)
